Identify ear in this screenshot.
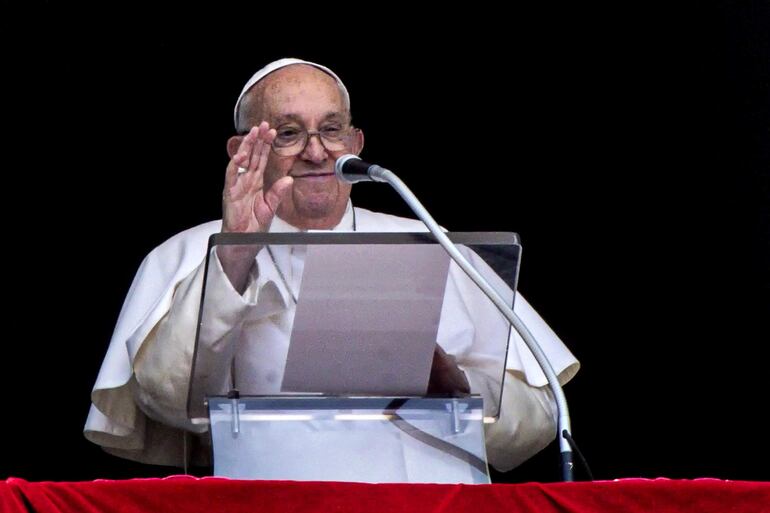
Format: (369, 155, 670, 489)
(227, 136, 243, 158)
(351, 128, 365, 156)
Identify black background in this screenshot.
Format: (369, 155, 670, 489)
(3, 2, 768, 482)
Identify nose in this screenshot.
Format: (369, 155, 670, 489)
(300, 132, 328, 163)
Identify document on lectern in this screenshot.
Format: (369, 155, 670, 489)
(281, 244, 451, 396)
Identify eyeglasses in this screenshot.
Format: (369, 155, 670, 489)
(271, 125, 357, 157)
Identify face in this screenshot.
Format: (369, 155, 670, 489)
(243, 65, 362, 230)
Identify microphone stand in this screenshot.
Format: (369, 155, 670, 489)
(337, 156, 574, 481)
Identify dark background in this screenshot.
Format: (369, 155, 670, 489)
(3, 2, 768, 483)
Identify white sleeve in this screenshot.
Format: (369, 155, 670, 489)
(484, 371, 558, 472)
(132, 250, 284, 431)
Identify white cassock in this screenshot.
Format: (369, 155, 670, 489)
(84, 202, 580, 477)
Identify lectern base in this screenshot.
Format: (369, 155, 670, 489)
(208, 396, 490, 484)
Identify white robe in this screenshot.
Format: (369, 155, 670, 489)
(84, 204, 580, 472)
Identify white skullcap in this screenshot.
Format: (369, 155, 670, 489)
(233, 57, 351, 133)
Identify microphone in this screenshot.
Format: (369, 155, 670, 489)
(334, 153, 577, 482)
(335, 155, 389, 183)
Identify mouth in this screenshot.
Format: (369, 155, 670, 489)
(291, 172, 336, 180)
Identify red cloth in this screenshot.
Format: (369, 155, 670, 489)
(1, 476, 768, 513)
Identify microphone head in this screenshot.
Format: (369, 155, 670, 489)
(335, 154, 370, 184)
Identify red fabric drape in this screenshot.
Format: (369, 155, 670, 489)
(2, 476, 768, 513)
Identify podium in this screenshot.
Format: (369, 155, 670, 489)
(188, 232, 521, 483)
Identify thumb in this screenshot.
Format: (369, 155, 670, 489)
(255, 176, 294, 226)
(264, 176, 294, 212)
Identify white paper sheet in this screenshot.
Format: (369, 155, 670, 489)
(282, 244, 451, 395)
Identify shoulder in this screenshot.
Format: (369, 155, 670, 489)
(141, 220, 222, 273)
(353, 207, 428, 232)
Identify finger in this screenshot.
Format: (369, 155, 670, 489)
(225, 128, 258, 185)
(255, 175, 293, 227)
(225, 124, 270, 189)
(224, 158, 243, 191)
(246, 122, 271, 171)
(230, 126, 259, 170)
(232, 125, 274, 191)
(251, 127, 276, 174)
(225, 152, 254, 191)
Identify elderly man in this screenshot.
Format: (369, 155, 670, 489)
(85, 58, 579, 475)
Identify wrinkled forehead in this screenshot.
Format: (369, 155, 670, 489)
(234, 58, 351, 131)
(243, 66, 350, 129)
(262, 65, 346, 111)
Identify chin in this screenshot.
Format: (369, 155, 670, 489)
(287, 191, 332, 218)
(294, 185, 343, 214)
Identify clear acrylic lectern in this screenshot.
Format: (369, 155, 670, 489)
(188, 232, 521, 483)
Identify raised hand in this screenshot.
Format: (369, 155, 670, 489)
(222, 121, 293, 233)
(218, 122, 294, 293)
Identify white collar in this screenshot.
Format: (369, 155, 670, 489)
(268, 200, 355, 233)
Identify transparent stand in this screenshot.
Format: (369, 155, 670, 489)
(191, 232, 521, 483)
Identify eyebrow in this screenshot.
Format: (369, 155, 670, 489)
(272, 112, 348, 125)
